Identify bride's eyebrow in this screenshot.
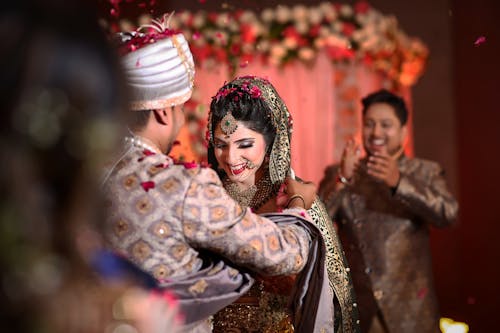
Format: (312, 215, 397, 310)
(234, 138, 255, 144)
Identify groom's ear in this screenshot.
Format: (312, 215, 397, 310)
(153, 108, 168, 125)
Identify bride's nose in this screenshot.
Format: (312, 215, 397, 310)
(225, 145, 240, 165)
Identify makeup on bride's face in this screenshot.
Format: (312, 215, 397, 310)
(213, 121, 267, 189)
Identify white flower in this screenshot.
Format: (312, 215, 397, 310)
(319, 26, 332, 37)
(270, 44, 287, 58)
(320, 2, 337, 21)
(178, 11, 192, 25)
(360, 37, 379, 51)
(283, 37, 298, 50)
(240, 11, 258, 24)
(119, 19, 134, 32)
(275, 5, 291, 23)
(298, 47, 315, 61)
(138, 14, 152, 26)
(314, 37, 325, 48)
(215, 13, 230, 28)
(308, 7, 323, 25)
(294, 21, 309, 35)
(257, 39, 271, 52)
(168, 16, 180, 30)
(261, 8, 275, 23)
(331, 21, 343, 33)
(192, 12, 206, 29)
(228, 21, 239, 32)
(325, 34, 349, 49)
(340, 4, 353, 17)
(253, 22, 265, 37)
(292, 5, 308, 21)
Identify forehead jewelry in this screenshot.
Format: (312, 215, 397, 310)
(220, 112, 238, 136)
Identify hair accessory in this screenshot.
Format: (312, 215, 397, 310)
(220, 112, 238, 136)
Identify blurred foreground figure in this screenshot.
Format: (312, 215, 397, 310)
(319, 89, 458, 333)
(0, 1, 184, 332)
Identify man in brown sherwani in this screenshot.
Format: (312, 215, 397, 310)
(319, 89, 458, 333)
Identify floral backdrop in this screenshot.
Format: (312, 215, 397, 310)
(113, 1, 427, 182)
(117, 1, 428, 87)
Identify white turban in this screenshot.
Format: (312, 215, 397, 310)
(121, 33, 195, 111)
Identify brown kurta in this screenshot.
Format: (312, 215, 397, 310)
(319, 156, 458, 333)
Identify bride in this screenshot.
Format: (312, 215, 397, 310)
(206, 76, 360, 333)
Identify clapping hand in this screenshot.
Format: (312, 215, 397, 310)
(366, 145, 400, 188)
(339, 138, 361, 180)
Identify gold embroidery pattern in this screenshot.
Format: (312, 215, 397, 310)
(130, 240, 152, 263)
(308, 198, 359, 333)
(188, 279, 208, 295)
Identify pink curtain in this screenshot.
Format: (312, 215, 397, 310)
(173, 52, 413, 185)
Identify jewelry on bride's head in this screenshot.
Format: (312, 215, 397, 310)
(220, 112, 238, 136)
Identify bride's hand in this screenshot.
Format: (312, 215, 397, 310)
(284, 177, 316, 210)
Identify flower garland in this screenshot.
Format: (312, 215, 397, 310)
(117, 1, 428, 87)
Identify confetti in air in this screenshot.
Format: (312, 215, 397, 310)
(474, 36, 486, 47)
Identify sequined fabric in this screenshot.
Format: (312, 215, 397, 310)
(319, 156, 458, 333)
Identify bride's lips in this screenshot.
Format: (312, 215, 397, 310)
(228, 163, 246, 175)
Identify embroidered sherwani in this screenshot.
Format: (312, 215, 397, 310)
(101, 144, 312, 332)
(319, 156, 458, 333)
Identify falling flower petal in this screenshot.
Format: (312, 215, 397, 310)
(200, 161, 211, 168)
(155, 163, 169, 168)
(143, 149, 155, 156)
(183, 161, 198, 169)
(417, 287, 428, 299)
(474, 36, 486, 47)
(141, 181, 155, 192)
(173, 140, 181, 146)
(136, 59, 141, 67)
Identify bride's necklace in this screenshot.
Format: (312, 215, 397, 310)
(224, 171, 280, 211)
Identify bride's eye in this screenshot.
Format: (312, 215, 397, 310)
(214, 142, 227, 149)
(239, 142, 254, 149)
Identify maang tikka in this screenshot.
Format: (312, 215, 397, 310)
(220, 112, 238, 136)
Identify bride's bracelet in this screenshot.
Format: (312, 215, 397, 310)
(286, 194, 306, 208)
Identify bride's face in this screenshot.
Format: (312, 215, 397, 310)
(213, 121, 267, 189)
